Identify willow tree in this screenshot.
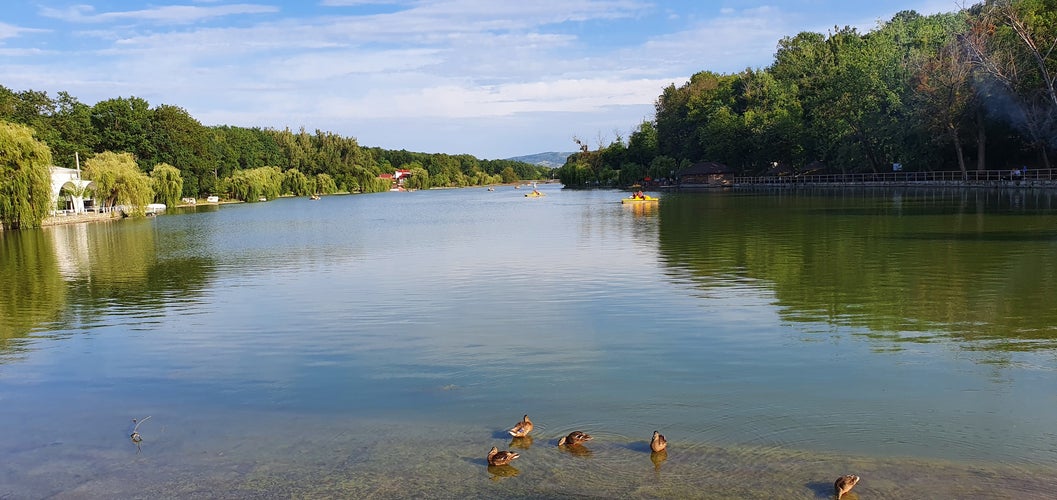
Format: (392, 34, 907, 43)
(225, 166, 282, 202)
(150, 162, 183, 209)
(84, 151, 153, 217)
(0, 121, 53, 229)
(405, 166, 430, 190)
(314, 172, 337, 194)
(282, 168, 309, 196)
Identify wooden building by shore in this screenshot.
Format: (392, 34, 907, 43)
(676, 161, 735, 188)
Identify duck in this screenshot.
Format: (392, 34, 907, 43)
(486, 446, 520, 466)
(130, 416, 150, 445)
(649, 430, 667, 452)
(834, 475, 860, 498)
(508, 415, 533, 438)
(557, 431, 592, 446)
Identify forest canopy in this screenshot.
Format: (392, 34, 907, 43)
(558, 0, 1057, 187)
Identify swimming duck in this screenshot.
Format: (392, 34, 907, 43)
(650, 430, 667, 452)
(834, 475, 860, 498)
(487, 446, 520, 466)
(508, 415, 533, 437)
(130, 416, 151, 445)
(557, 431, 592, 446)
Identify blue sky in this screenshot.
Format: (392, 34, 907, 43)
(2, 0, 959, 159)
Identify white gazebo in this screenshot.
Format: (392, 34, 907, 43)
(50, 166, 94, 214)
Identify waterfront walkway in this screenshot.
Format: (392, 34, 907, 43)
(735, 168, 1056, 188)
(41, 211, 117, 227)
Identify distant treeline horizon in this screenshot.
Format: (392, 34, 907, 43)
(0, 87, 553, 199)
(558, 0, 1057, 187)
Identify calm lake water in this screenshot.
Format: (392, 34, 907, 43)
(2, 184, 1056, 499)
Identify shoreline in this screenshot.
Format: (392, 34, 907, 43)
(37, 199, 237, 228)
(40, 211, 120, 227)
(2, 412, 1052, 499)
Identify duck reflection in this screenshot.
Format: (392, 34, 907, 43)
(487, 464, 520, 480)
(509, 436, 533, 449)
(650, 449, 668, 470)
(560, 444, 592, 457)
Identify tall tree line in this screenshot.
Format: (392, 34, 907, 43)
(0, 89, 551, 200)
(560, 0, 1057, 186)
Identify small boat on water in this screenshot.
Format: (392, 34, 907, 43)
(310, 194, 321, 200)
(145, 203, 166, 216)
(524, 182, 545, 197)
(621, 195, 658, 204)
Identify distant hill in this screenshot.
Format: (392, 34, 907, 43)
(506, 152, 575, 168)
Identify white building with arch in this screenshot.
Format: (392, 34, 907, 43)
(49, 166, 94, 214)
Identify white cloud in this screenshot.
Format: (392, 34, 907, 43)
(321, 0, 404, 5)
(39, 3, 279, 25)
(0, 21, 48, 41)
(306, 77, 674, 119)
(639, 6, 789, 74)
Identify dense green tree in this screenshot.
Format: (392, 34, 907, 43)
(151, 104, 215, 193)
(314, 172, 337, 194)
(10, 90, 55, 142)
(150, 163, 183, 209)
(648, 156, 678, 181)
(500, 166, 518, 183)
(0, 121, 53, 229)
(626, 121, 659, 168)
(0, 85, 16, 120)
(911, 37, 976, 175)
(282, 168, 310, 196)
(653, 71, 747, 167)
(967, 0, 1057, 168)
(47, 92, 97, 169)
(225, 166, 282, 202)
(404, 166, 429, 190)
(739, 69, 806, 172)
(654, 82, 694, 161)
(83, 151, 153, 216)
(91, 97, 155, 169)
(807, 26, 900, 173)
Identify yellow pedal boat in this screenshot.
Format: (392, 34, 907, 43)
(621, 195, 658, 204)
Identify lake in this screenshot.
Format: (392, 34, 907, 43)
(2, 184, 1056, 498)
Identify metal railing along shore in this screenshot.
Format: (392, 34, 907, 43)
(735, 169, 1057, 187)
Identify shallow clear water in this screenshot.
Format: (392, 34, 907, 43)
(2, 185, 1056, 498)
